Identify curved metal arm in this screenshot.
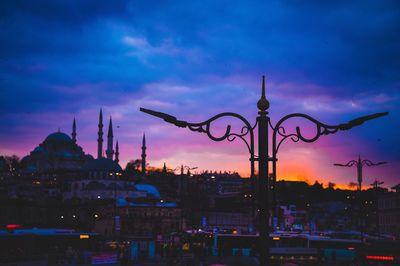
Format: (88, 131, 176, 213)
(272, 113, 344, 154)
(334, 160, 358, 167)
(140, 108, 255, 155)
(272, 112, 388, 155)
(362, 160, 387, 167)
(173, 165, 198, 171)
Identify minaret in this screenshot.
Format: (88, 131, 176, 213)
(72, 117, 77, 144)
(97, 108, 103, 159)
(115, 140, 119, 164)
(106, 116, 114, 160)
(162, 162, 167, 173)
(141, 133, 146, 175)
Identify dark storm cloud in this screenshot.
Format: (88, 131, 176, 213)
(0, 0, 398, 112)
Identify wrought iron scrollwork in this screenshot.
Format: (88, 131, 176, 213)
(339, 160, 358, 167)
(139, 108, 254, 154)
(362, 160, 387, 167)
(185, 112, 254, 155)
(273, 113, 349, 154)
(334, 159, 387, 168)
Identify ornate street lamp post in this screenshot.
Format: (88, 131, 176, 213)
(334, 156, 387, 238)
(140, 76, 388, 265)
(334, 156, 387, 191)
(173, 165, 198, 176)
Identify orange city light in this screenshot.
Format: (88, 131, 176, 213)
(79, 234, 90, 239)
(273, 237, 280, 241)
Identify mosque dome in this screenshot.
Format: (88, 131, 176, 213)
(32, 146, 47, 155)
(20, 128, 87, 173)
(84, 157, 122, 173)
(135, 184, 160, 198)
(44, 132, 72, 144)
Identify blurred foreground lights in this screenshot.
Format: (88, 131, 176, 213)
(72, 215, 76, 218)
(97, 195, 101, 199)
(60, 215, 64, 219)
(94, 214, 99, 218)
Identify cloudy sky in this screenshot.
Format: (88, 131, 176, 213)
(0, 0, 399, 189)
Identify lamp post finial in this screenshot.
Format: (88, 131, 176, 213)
(257, 75, 270, 114)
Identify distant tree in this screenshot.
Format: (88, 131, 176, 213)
(146, 165, 165, 173)
(125, 159, 142, 172)
(348, 182, 358, 190)
(328, 182, 336, 190)
(125, 159, 164, 175)
(312, 181, 323, 189)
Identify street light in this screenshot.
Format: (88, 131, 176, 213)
(334, 156, 387, 238)
(173, 164, 198, 176)
(140, 76, 388, 265)
(334, 156, 387, 191)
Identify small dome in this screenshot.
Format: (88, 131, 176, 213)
(44, 132, 72, 143)
(84, 157, 122, 173)
(135, 184, 160, 198)
(33, 146, 46, 153)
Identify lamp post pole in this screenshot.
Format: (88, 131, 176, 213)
(334, 157, 387, 238)
(370, 179, 384, 238)
(257, 78, 270, 263)
(173, 165, 198, 231)
(140, 76, 388, 265)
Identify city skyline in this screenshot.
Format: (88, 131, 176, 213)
(0, 1, 399, 189)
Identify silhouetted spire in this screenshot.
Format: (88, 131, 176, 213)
(162, 162, 167, 173)
(106, 116, 114, 160)
(141, 133, 146, 175)
(97, 108, 103, 159)
(115, 140, 119, 164)
(72, 118, 77, 144)
(257, 75, 270, 114)
(108, 116, 113, 138)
